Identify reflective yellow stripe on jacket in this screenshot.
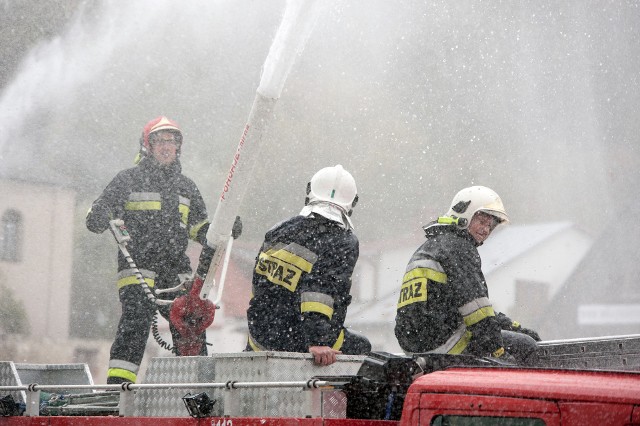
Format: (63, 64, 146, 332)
(425, 323, 472, 355)
(125, 192, 161, 211)
(190, 219, 208, 240)
(459, 296, 495, 327)
(178, 195, 190, 226)
(300, 291, 335, 319)
(247, 332, 267, 352)
(332, 329, 345, 351)
(397, 266, 447, 309)
(255, 242, 316, 292)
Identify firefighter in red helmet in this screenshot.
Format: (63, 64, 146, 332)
(87, 116, 218, 384)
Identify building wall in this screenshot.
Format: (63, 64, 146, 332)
(538, 219, 640, 340)
(486, 229, 593, 316)
(0, 178, 75, 340)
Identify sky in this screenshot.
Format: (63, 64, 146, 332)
(1, 0, 638, 243)
(1, 0, 639, 342)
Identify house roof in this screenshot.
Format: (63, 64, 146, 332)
(347, 221, 586, 326)
(479, 221, 576, 274)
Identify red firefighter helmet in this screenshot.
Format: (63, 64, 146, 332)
(138, 116, 183, 158)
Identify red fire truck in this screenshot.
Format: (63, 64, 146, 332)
(0, 335, 639, 425)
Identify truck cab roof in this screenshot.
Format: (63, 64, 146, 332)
(410, 366, 640, 405)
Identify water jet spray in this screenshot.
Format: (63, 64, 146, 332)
(200, 0, 324, 301)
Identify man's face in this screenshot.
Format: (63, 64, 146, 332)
(467, 211, 499, 244)
(149, 130, 179, 166)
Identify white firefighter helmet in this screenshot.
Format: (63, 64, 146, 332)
(445, 186, 509, 229)
(307, 165, 358, 212)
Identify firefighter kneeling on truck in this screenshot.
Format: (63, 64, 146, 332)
(394, 186, 541, 365)
(245, 165, 371, 366)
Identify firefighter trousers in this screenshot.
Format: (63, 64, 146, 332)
(107, 283, 207, 384)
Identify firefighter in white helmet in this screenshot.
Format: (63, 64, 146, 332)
(394, 186, 541, 365)
(246, 165, 371, 366)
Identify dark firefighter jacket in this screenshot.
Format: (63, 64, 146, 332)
(86, 157, 209, 289)
(394, 222, 504, 356)
(247, 214, 358, 352)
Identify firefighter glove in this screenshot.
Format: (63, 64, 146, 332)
(519, 327, 541, 342)
(232, 216, 242, 239)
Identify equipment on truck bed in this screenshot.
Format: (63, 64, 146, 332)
(336, 351, 522, 420)
(340, 351, 419, 420)
(0, 335, 639, 424)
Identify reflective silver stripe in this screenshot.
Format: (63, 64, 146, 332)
(128, 192, 161, 202)
(178, 195, 190, 206)
(406, 258, 445, 273)
(263, 242, 318, 265)
(117, 268, 156, 280)
(283, 242, 318, 265)
(300, 291, 334, 318)
(459, 297, 492, 316)
(459, 296, 495, 327)
(301, 291, 334, 308)
(108, 359, 140, 374)
(263, 242, 284, 252)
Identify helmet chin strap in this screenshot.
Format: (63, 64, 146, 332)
(437, 216, 468, 228)
(300, 201, 354, 230)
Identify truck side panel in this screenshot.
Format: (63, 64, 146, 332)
(206, 419, 397, 426)
(633, 405, 640, 423)
(398, 394, 421, 426)
(0, 418, 202, 426)
(0, 419, 396, 426)
(557, 402, 634, 425)
(208, 419, 323, 426)
(324, 419, 399, 426)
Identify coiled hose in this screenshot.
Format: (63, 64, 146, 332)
(151, 311, 176, 354)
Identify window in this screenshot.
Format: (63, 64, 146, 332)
(432, 416, 545, 426)
(1, 209, 23, 262)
